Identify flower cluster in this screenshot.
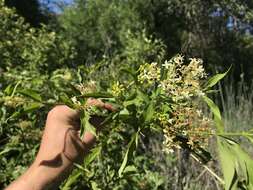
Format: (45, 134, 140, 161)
(160, 55, 206, 102)
(135, 54, 210, 153)
(137, 62, 161, 84)
(75, 80, 97, 94)
(1, 96, 25, 108)
(161, 105, 211, 153)
(159, 55, 210, 153)
(110, 81, 125, 97)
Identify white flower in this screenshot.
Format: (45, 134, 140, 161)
(162, 60, 171, 69)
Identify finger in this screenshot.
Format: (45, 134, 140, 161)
(86, 98, 116, 111)
(103, 102, 117, 111)
(82, 132, 96, 149)
(47, 105, 80, 130)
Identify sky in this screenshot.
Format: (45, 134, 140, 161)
(40, 0, 73, 13)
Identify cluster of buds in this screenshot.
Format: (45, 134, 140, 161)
(110, 81, 125, 97)
(75, 80, 97, 95)
(137, 62, 161, 84)
(1, 96, 25, 108)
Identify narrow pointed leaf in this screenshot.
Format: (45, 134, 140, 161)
(18, 89, 42, 102)
(203, 96, 224, 132)
(118, 132, 138, 177)
(204, 67, 231, 89)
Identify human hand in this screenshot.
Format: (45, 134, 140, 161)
(6, 98, 114, 190)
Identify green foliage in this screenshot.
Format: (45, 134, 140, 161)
(4, 0, 49, 26)
(1, 0, 253, 189)
(0, 0, 74, 71)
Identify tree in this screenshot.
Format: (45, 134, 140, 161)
(4, 0, 50, 26)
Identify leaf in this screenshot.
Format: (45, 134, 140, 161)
(204, 67, 231, 89)
(4, 84, 13, 96)
(0, 147, 19, 157)
(123, 89, 149, 107)
(123, 165, 137, 175)
(218, 136, 253, 189)
(11, 81, 21, 97)
(84, 146, 101, 166)
(118, 132, 138, 177)
(59, 93, 75, 108)
(118, 108, 130, 120)
(23, 102, 42, 113)
(218, 138, 238, 190)
(119, 108, 130, 116)
(6, 103, 42, 121)
(245, 135, 253, 145)
(78, 92, 114, 98)
(6, 111, 22, 121)
(61, 172, 81, 190)
(120, 68, 137, 80)
(144, 102, 155, 123)
(203, 96, 223, 132)
(18, 89, 42, 102)
(91, 181, 102, 190)
(80, 110, 97, 137)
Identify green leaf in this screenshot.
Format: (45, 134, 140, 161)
(84, 146, 101, 166)
(123, 165, 137, 175)
(118, 108, 130, 120)
(6, 111, 22, 121)
(144, 102, 155, 123)
(218, 138, 238, 190)
(218, 136, 253, 189)
(59, 93, 75, 108)
(78, 92, 114, 98)
(11, 81, 21, 97)
(0, 147, 19, 157)
(80, 110, 97, 137)
(204, 67, 231, 89)
(119, 108, 130, 116)
(118, 132, 138, 177)
(6, 103, 42, 121)
(203, 96, 223, 132)
(18, 89, 42, 102)
(23, 102, 42, 113)
(245, 135, 253, 144)
(4, 84, 13, 96)
(91, 181, 102, 190)
(120, 68, 137, 80)
(61, 172, 81, 190)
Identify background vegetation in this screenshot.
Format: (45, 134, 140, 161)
(1, 0, 253, 189)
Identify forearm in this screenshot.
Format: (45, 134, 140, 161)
(6, 154, 72, 190)
(6, 163, 48, 190)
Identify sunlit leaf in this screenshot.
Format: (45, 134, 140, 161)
(218, 136, 253, 189)
(59, 93, 74, 108)
(18, 89, 42, 102)
(80, 110, 97, 137)
(204, 67, 231, 89)
(118, 132, 138, 177)
(84, 146, 101, 166)
(23, 102, 42, 113)
(78, 92, 114, 98)
(144, 102, 155, 123)
(203, 96, 223, 132)
(61, 172, 81, 190)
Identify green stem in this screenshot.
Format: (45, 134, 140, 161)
(188, 131, 253, 137)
